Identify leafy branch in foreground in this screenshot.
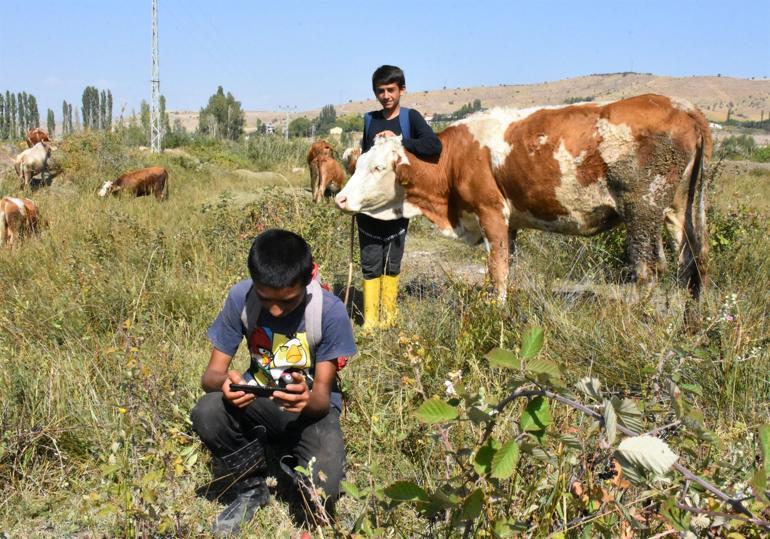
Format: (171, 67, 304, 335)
(353, 327, 770, 537)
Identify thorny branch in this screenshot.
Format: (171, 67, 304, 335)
(482, 383, 770, 530)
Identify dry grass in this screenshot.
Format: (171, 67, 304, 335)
(0, 132, 768, 536)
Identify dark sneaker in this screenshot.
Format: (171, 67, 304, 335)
(212, 477, 270, 536)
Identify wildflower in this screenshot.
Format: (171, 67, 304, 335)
(444, 380, 457, 396)
(265, 476, 278, 488)
(691, 513, 710, 529)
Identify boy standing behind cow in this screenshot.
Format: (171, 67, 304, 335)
(358, 65, 442, 329)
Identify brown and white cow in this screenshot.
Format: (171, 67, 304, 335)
(14, 142, 52, 189)
(0, 196, 41, 247)
(336, 94, 711, 299)
(342, 147, 362, 175)
(310, 155, 347, 203)
(99, 166, 169, 201)
(26, 128, 51, 148)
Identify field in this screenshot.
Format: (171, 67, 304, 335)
(1, 131, 769, 537)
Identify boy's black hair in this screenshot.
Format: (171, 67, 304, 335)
(372, 65, 406, 92)
(247, 229, 313, 289)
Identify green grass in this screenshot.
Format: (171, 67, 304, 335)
(1, 133, 768, 536)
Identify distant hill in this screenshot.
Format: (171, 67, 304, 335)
(169, 73, 770, 132)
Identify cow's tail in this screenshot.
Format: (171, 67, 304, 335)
(682, 129, 709, 300)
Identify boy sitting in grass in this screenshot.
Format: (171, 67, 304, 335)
(190, 229, 356, 534)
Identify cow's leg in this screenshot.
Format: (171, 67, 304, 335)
(507, 228, 519, 266)
(479, 207, 510, 300)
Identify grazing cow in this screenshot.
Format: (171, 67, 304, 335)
(342, 147, 362, 175)
(99, 166, 169, 201)
(336, 94, 711, 299)
(311, 155, 346, 203)
(26, 128, 51, 148)
(0, 196, 41, 247)
(14, 142, 52, 189)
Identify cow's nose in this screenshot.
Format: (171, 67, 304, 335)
(335, 194, 347, 209)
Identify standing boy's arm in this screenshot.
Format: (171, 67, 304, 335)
(403, 109, 442, 157)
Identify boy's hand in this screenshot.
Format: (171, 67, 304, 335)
(222, 370, 255, 408)
(376, 130, 398, 139)
(273, 372, 310, 414)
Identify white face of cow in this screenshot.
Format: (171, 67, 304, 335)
(98, 181, 113, 197)
(335, 136, 419, 220)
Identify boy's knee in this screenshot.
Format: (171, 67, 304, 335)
(190, 392, 226, 442)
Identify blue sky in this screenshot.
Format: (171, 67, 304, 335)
(1, 0, 768, 118)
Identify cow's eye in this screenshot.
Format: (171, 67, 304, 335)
(373, 165, 384, 172)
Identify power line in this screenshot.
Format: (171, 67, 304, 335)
(278, 105, 296, 141)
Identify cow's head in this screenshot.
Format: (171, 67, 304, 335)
(98, 181, 115, 197)
(334, 136, 420, 220)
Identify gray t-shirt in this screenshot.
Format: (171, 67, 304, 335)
(207, 279, 357, 411)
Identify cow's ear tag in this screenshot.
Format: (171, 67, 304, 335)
(400, 177, 409, 186)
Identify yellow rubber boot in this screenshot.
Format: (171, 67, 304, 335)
(362, 277, 382, 330)
(381, 274, 400, 328)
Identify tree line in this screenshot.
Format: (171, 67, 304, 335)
(0, 91, 40, 140)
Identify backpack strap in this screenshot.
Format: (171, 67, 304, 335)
(363, 112, 372, 150)
(240, 279, 325, 357)
(240, 284, 261, 339)
(399, 107, 411, 140)
(303, 279, 324, 355)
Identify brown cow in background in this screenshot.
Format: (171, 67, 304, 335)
(0, 196, 41, 247)
(26, 128, 51, 148)
(99, 166, 169, 201)
(307, 140, 335, 200)
(311, 156, 346, 203)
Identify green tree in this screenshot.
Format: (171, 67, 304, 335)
(0, 94, 5, 139)
(62, 100, 68, 135)
(289, 116, 311, 137)
(159, 95, 170, 136)
(47, 109, 55, 138)
(198, 86, 244, 140)
(336, 114, 364, 133)
(105, 90, 113, 131)
(140, 100, 150, 143)
(100, 89, 107, 130)
(314, 104, 337, 134)
(17, 92, 26, 134)
(82, 86, 92, 129)
(27, 94, 39, 130)
(9, 92, 16, 138)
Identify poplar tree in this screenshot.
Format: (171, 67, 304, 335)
(106, 90, 113, 131)
(140, 100, 150, 141)
(100, 90, 106, 129)
(28, 95, 39, 130)
(9, 92, 17, 138)
(0, 94, 5, 139)
(47, 109, 55, 137)
(17, 92, 26, 134)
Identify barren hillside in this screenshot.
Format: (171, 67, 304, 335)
(169, 73, 770, 133)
